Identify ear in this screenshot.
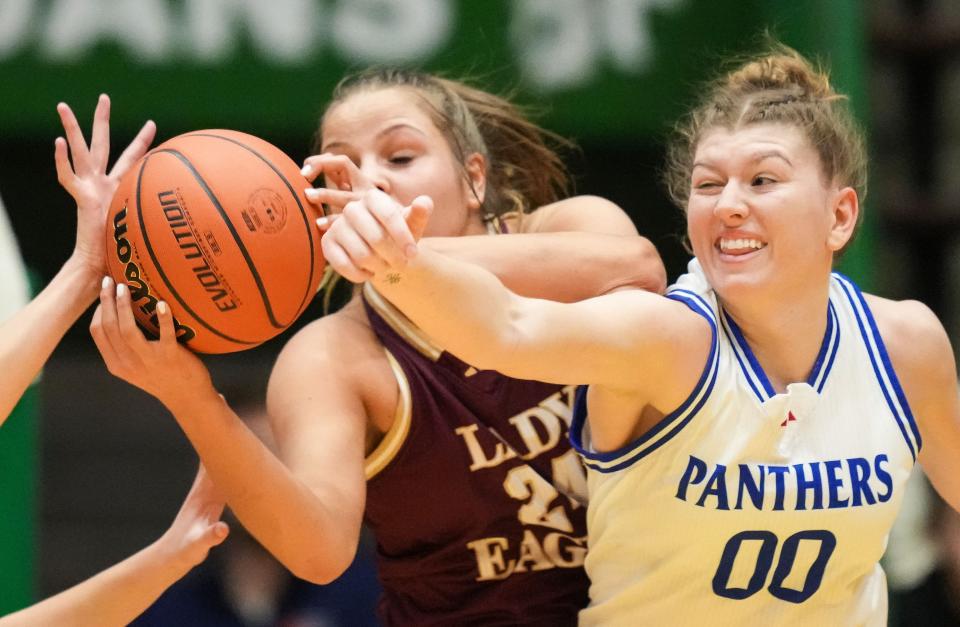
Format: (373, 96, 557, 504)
(827, 186, 859, 252)
(462, 152, 487, 211)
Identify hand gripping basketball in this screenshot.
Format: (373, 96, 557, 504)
(104, 130, 326, 353)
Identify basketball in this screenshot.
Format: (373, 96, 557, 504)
(105, 130, 324, 353)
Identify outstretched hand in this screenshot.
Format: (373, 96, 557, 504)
(55, 94, 155, 276)
(157, 464, 229, 570)
(90, 276, 213, 410)
(317, 189, 433, 282)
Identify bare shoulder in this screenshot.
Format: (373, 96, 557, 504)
(865, 294, 957, 417)
(518, 195, 637, 235)
(267, 300, 396, 429)
(865, 294, 952, 368)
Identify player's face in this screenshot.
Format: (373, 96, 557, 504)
(320, 87, 486, 238)
(685, 122, 850, 307)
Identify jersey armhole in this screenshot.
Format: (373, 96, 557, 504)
(570, 289, 719, 473)
(365, 349, 414, 480)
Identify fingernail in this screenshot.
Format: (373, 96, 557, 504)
(157, 301, 167, 315)
(116, 283, 127, 298)
(301, 164, 312, 176)
(316, 216, 329, 228)
(102, 276, 112, 290)
(305, 188, 319, 198)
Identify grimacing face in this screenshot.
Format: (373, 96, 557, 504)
(685, 122, 855, 308)
(320, 87, 487, 238)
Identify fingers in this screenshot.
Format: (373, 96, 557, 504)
(90, 277, 137, 375)
(301, 153, 369, 192)
(115, 282, 152, 348)
(110, 119, 156, 179)
(53, 136, 74, 191)
(405, 195, 434, 243)
(90, 302, 123, 369)
(304, 186, 356, 214)
(363, 190, 417, 260)
(206, 521, 230, 546)
(342, 198, 408, 269)
(156, 300, 181, 350)
(89, 94, 111, 174)
(56, 101, 90, 177)
(321, 236, 373, 283)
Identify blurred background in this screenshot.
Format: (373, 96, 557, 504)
(1, 0, 958, 624)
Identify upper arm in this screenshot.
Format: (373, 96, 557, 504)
(266, 320, 371, 533)
(488, 289, 711, 407)
(874, 296, 960, 511)
(522, 195, 640, 236)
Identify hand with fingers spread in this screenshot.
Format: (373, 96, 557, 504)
(316, 189, 433, 282)
(0, 96, 157, 424)
(90, 277, 213, 410)
(301, 153, 373, 215)
(55, 94, 156, 277)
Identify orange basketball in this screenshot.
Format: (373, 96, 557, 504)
(105, 129, 324, 353)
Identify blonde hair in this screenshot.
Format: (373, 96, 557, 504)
(317, 68, 572, 220)
(664, 43, 867, 224)
(314, 69, 573, 312)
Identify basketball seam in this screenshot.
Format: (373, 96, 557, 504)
(186, 132, 317, 325)
(136, 152, 260, 346)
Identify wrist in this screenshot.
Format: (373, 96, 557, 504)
(161, 383, 224, 424)
(56, 254, 104, 307)
(143, 536, 196, 581)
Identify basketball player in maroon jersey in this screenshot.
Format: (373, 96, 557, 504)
(0, 96, 229, 626)
(91, 71, 666, 625)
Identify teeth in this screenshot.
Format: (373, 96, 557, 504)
(719, 238, 765, 251)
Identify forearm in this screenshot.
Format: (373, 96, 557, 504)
(422, 232, 665, 302)
(0, 256, 99, 422)
(0, 541, 188, 627)
(377, 248, 521, 372)
(162, 392, 359, 582)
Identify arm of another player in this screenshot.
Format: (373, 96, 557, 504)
(324, 190, 709, 392)
(420, 195, 667, 301)
(91, 280, 368, 583)
(0, 95, 154, 423)
(875, 296, 960, 512)
(0, 465, 227, 627)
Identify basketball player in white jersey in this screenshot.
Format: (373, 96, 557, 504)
(315, 44, 960, 625)
(0, 96, 227, 627)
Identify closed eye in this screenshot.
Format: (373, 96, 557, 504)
(388, 154, 414, 166)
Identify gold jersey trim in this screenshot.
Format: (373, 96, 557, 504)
(364, 348, 413, 480)
(362, 282, 441, 361)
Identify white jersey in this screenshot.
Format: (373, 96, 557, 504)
(571, 259, 919, 626)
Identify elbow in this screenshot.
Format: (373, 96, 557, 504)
(287, 545, 357, 585)
(607, 238, 667, 295)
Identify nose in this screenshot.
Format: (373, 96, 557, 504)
(359, 160, 390, 194)
(714, 180, 749, 223)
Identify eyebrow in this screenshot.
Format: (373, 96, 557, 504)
(693, 150, 793, 171)
(321, 123, 427, 153)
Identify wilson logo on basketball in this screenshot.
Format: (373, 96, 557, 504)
(104, 129, 325, 353)
(111, 205, 197, 343)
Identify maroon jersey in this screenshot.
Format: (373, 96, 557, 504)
(361, 284, 589, 626)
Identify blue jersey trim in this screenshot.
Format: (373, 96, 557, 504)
(720, 311, 772, 401)
(571, 290, 719, 473)
(720, 299, 840, 400)
(834, 273, 921, 459)
(809, 301, 841, 393)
